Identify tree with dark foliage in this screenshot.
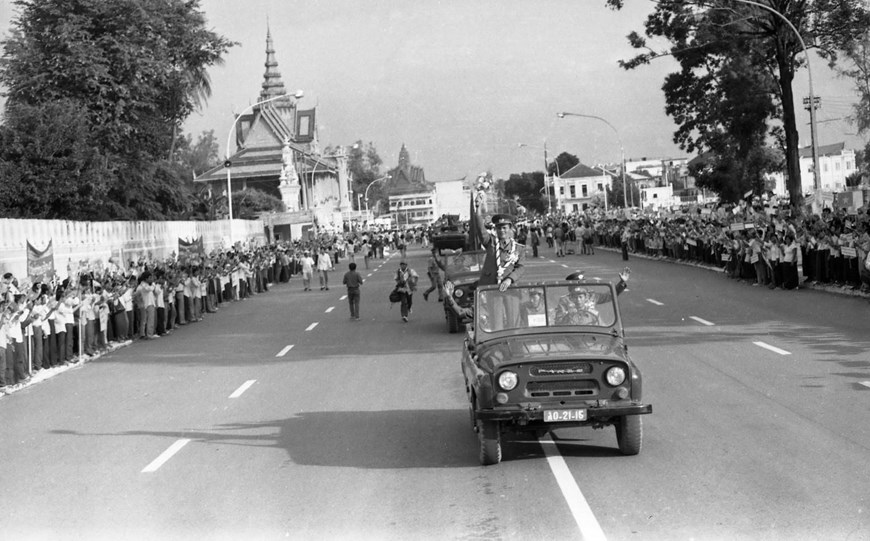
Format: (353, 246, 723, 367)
(0, 0, 235, 220)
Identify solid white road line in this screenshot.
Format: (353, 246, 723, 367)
(539, 435, 607, 541)
(141, 439, 191, 473)
(305, 322, 319, 331)
(753, 341, 791, 355)
(325, 306, 335, 313)
(646, 299, 664, 306)
(275, 345, 294, 357)
(229, 379, 256, 398)
(689, 316, 715, 326)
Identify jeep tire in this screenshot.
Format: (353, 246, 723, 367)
(477, 420, 502, 465)
(616, 414, 642, 455)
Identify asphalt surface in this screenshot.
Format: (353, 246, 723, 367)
(2, 244, 869, 541)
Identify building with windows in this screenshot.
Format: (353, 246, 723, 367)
(799, 142, 857, 193)
(555, 162, 612, 212)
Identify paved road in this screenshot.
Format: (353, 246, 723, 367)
(1, 246, 868, 540)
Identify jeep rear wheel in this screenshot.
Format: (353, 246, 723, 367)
(616, 415, 642, 455)
(477, 420, 501, 465)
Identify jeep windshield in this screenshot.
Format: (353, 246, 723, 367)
(475, 283, 618, 333)
(443, 251, 484, 275)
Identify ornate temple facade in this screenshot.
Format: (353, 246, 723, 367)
(385, 144, 436, 226)
(195, 29, 351, 239)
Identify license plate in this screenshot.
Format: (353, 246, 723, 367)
(543, 409, 587, 422)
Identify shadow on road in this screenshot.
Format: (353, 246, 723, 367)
(49, 409, 626, 467)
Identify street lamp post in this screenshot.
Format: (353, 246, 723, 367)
(517, 142, 559, 213)
(225, 89, 304, 241)
(557, 112, 628, 208)
(363, 174, 391, 217)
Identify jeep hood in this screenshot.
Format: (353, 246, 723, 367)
(476, 333, 628, 371)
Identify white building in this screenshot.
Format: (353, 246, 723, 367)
(556, 163, 612, 212)
(625, 157, 689, 178)
(640, 185, 676, 210)
(799, 142, 857, 194)
(766, 142, 858, 197)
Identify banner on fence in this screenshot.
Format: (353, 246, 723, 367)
(178, 237, 204, 261)
(842, 246, 857, 258)
(27, 240, 55, 282)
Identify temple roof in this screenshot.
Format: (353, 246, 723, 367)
(195, 142, 337, 184)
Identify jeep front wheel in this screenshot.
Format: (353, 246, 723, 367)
(616, 415, 642, 455)
(477, 420, 501, 465)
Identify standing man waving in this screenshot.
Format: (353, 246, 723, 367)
(473, 191, 526, 329)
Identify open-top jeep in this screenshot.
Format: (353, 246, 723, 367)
(461, 280, 652, 465)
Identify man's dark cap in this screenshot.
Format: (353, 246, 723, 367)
(491, 214, 514, 227)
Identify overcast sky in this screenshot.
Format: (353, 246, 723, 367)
(1, 0, 864, 181)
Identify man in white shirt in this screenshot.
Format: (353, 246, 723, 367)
(317, 247, 334, 290)
(300, 251, 315, 291)
(136, 272, 157, 339)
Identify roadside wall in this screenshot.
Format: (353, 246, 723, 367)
(0, 218, 265, 280)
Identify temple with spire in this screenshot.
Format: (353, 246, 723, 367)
(383, 144, 437, 226)
(195, 28, 351, 239)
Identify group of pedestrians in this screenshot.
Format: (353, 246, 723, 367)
(0, 245, 281, 396)
(519, 199, 870, 294)
(0, 224, 449, 397)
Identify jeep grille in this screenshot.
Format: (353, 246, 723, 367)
(527, 380, 599, 398)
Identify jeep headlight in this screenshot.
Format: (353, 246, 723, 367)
(606, 366, 626, 386)
(498, 371, 518, 391)
(454, 288, 464, 298)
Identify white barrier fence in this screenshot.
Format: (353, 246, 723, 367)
(0, 218, 266, 280)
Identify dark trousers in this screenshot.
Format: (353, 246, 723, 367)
(47, 320, 58, 366)
(0, 347, 6, 386)
(65, 323, 74, 359)
(347, 289, 360, 318)
(31, 328, 44, 370)
(175, 292, 187, 324)
(113, 311, 128, 341)
(56, 329, 67, 363)
(12, 342, 27, 382)
(782, 262, 798, 289)
(156, 306, 166, 335)
(400, 292, 413, 318)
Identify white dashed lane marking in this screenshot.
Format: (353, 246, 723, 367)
(646, 299, 664, 306)
(860, 382, 870, 389)
(229, 380, 256, 398)
(325, 306, 335, 313)
(689, 316, 715, 326)
(340, 294, 348, 300)
(753, 341, 791, 355)
(276, 345, 294, 357)
(305, 322, 319, 331)
(141, 439, 191, 473)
